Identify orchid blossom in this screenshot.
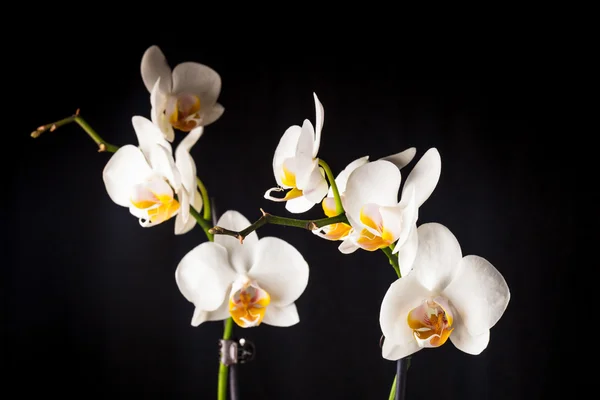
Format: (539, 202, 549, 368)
(314, 148, 417, 241)
(103, 116, 203, 234)
(340, 148, 442, 277)
(264, 93, 329, 213)
(175, 210, 309, 328)
(380, 222, 510, 359)
(141, 45, 224, 141)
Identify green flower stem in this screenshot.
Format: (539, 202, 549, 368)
(318, 159, 344, 215)
(388, 373, 397, 400)
(196, 177, 212, 221)
(383, 246, 409, 400)
(381, 246, 401, 278)
(31, 112, 119, 153)
(218, 317, 234, 400)
(192, 185, 231, 400)
(209, 209, 349, 243)
(190, 207, 214, 242)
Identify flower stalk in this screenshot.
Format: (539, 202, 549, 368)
(31, 111, 119, 153)
(318, 159, 344, 215)
(190, 207, 215, 242)
(381, 246, 401, 278)
(209, 209, 349, 243)
(191, 183, 233, 400)
(388, 373, 397, 400)
(196, 177, 212, 221)
(218, 318, 234, 400)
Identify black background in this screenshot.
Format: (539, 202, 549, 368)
(6, 30, 569, 399)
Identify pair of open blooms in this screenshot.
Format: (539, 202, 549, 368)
(103, 45, 224, 234)
(101, 47, 510, 360)
(175, 210, 510, 360)
(266, 93, 440, 276)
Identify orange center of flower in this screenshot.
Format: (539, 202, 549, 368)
(168, 93, 202, 131)
(407, 298, 454, 348)
(275, 162, 304, 200)
(229, 280, 271, 328)
(319, 196, 352, 240)
(355, 205, 395, 251)
(130, 189, 179, 224)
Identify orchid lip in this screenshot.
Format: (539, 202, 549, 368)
(130, 179, 180, 225)
(167, 93, 203, 131)
(229, 277, 271, 328)
(407, 297, 454, 348)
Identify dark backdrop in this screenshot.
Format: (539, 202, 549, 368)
(6, 33, 568, 399)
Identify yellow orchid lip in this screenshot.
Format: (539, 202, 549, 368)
(315, 197, 352, 240)
(407, 298, 454, 348)
(321, 222, 353, 240)
(229, 279, 271, 328)
(131, 190, 180, 224)
(264, 162, 305, 201)
(281, 163, 297, 188)
(354, 204, 395, 251)
(168, 93, 202, 131)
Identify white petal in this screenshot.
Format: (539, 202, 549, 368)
(131, 115, 172, 160)
(175, 189, 203, 235)
(395, 224, 419, 278)
(140, 45, 172, 94)
(273, 125, 302, 187)
(248, 237, 309, 307)
(284, 156, 316, 190)
(191, 296, 230, 327)
(102, 145, 153, 207)
(382, 337, 421, 361)
(178, 186, 190, 224)
(202, 103, 225, 126)
(171, 62, 221, 109)
(262, 303, 300, 327)
(149, 144, 181, 190)
(343, 160, 401, 221)
(285, 195, 315, 213)
(450, 321, 491, 355)
(175, 126, 203, 193)
(401, 148, 441, 208)
(338, 238, 360, 254)
(391, 185, 418, 248)
(379, 274, 431, 360)
(412, 223, 463, 292)
(296, 119, 315, 158)
(213, 210, 259, 274)
(442, 255, 510, 336)
(332, 156, 370, 196)
(301, 165, 328, 204)
(175, 242, 237, 312)
(150, 79, 174, 142)
(191, 308, 208, 326)
(312, 93, 324, 158)
(380, 147, 417, 170)
(379, 204, 404, 244)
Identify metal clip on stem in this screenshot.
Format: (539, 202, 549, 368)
(219, 338, 256, 366)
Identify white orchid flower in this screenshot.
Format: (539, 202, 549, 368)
(314, 148, 417, 241)
(339, 148, 441, 275)
(103, 116, 203, 235)
(264, 93, 329, 214)
(175, 210, 309, 328)
(380, 223, 510, 359)
(141, 45, 224, 141)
